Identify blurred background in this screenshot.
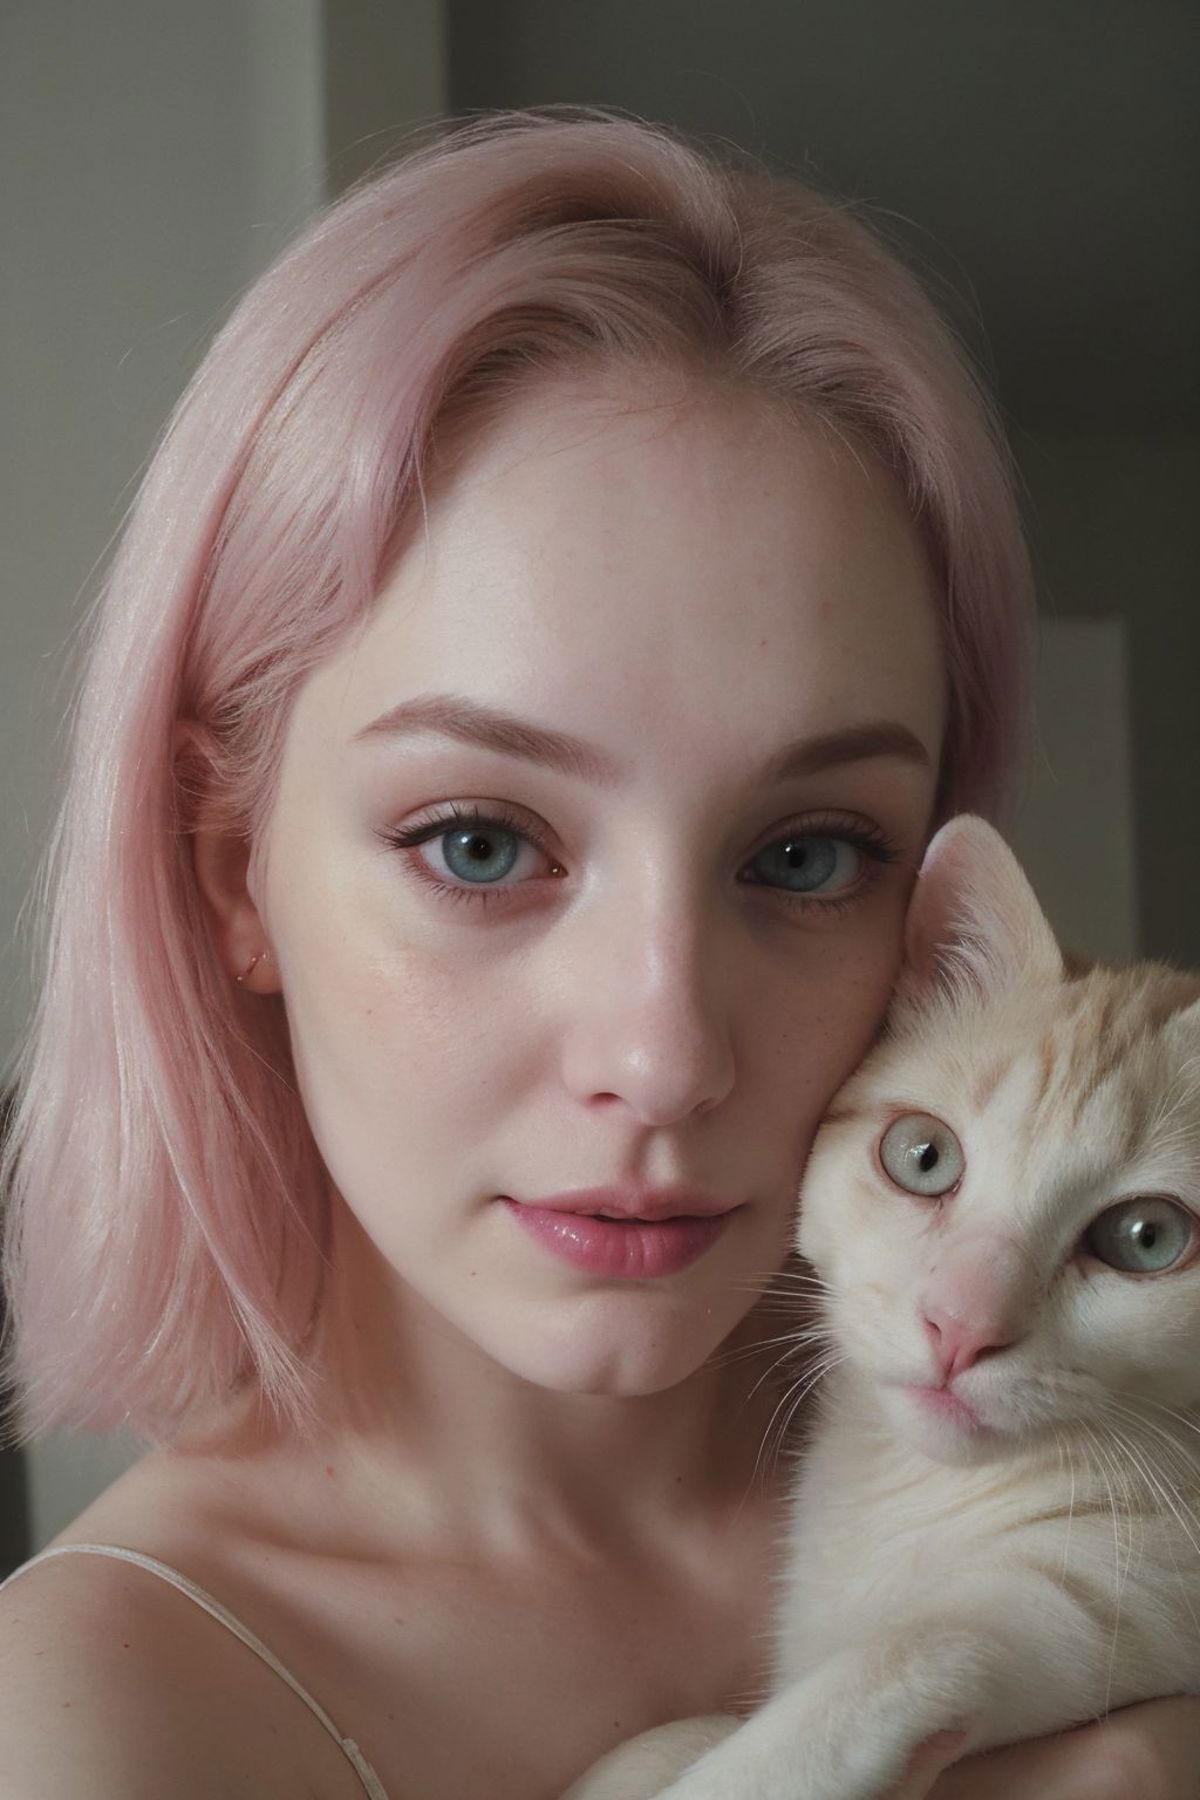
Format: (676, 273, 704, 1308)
(1, 0, 1196, 1559)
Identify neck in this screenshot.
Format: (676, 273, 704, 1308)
(209, 1204, 801, 1566)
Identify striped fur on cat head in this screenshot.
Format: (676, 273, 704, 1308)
(798, 815, 1200, 1467)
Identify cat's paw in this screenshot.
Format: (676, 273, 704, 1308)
(560, 1715, 740, 1800)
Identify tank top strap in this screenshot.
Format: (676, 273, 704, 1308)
(0, 1542, 391, 1800)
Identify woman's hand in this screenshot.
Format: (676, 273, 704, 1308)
(888, 1697, 1200, 1799)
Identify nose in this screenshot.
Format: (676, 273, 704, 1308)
(559, 890, 737, 1126)
(920, 1230, 1032, 1381)
(922, 1307, 1016, 1381)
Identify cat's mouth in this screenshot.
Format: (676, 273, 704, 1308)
(870, 1376, 1019, 1465)
(897, 1382, 985, 1432)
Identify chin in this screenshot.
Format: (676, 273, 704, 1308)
(468, 1298, 732, 1398)
(498, 1342, 714, 1399)
(877, 1384, 1012, 1468)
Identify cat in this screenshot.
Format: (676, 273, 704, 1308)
(563, 814, 1200, 1800)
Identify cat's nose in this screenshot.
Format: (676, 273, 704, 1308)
(922, 1308, 1016, 1380)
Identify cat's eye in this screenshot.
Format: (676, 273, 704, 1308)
(878, 1113, 964, 1197)
(1083, 1197, 1196, 1275)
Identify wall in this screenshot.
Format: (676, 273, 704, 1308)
(448, 0, 1200, 962)
(1, 0, 326, 1078)
(1, 0, 443, 1553)
(323, 0, 448, 193)
(1, 0, 329, 1552)
(1018, 432, 1200, 962)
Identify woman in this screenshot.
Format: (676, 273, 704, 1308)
(0, 112, 1194, 1797)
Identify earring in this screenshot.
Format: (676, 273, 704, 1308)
(235, 949, 270, 986)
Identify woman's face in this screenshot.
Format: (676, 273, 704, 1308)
(258, 370, 946, 1396)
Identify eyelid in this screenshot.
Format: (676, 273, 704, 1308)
(379, 803, 900, 911)
(380, 802, 562, 908)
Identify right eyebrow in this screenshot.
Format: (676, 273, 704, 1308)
(353, 692, 934, 788)
(354, 693, 622, 784)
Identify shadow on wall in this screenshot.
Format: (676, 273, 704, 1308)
(0, 1088, 32, 1576)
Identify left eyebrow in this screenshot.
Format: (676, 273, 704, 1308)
(353, 692, 933, 786)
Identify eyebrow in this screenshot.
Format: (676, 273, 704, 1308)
(354, 693, 933, 785)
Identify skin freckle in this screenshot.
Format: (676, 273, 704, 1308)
(267, 378, 943, 1403)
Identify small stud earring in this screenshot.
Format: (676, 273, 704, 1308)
(235, 949, 270, 986)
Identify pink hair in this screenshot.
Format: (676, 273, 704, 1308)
(0, 111, 1033, 1444)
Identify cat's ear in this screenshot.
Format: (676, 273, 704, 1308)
(899, 815, 1063, 1011)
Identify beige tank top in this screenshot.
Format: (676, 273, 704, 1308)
(0, 1542, 391, 1798)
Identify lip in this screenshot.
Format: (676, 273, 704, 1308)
(515, 1184, 741, 1222)
(499, 1187, 742, 1279)
(900, 1382, 984, 1431)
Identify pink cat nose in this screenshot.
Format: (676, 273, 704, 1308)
(922, 1308, 1015, 1380)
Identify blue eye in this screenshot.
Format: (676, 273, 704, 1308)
(384, 806, 896, 910)
(1084, 1198, 1196, 1274)
(745, 833, 863, 896)
(383, 804, 558, 905)
(439, 821, 523, 884)
(879, 1113, 965, 1196)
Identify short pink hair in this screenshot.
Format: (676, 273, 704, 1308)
(1, 112, 1032, 1443)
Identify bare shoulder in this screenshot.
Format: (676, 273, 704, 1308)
(0, 1549, 340, 1799)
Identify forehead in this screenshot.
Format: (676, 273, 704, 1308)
(293, 369, 947, 779)
(874, 972, 1200, 1180)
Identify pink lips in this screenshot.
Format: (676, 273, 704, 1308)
(500, 1186, 740, 1279)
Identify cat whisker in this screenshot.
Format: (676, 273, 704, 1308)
(738, 1270, 832, 1294)
(739, 1298, 828, 1320)
(746, 1353, 843, 1500)
(742, 1337, 836, 1414)
(1077, 1421, 1136, 1581)
(1076, 1420, 1136, 1712)
(741, 1339, 834, 1404)
(1098, 1395, 1200, 1475)
(1100, 1408, 1190, 1513)
(734, 1274, 834, 1303)
(1095, 1409, 1200, 1678)
(1091, 1402, 1200, 1647)
(1057, 1428, 1078, 1584)
(751, 1268, 829, 1286)
(1131, 1395, 1200, 1449)
(704, 1326, 832, 1377)
(1097, 1402, 1200, 1532)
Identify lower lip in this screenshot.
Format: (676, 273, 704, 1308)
(904, 1384, 984, 1430)
(501, 1200, 735, 1279)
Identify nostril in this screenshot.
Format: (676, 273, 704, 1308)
(923, 1311, 1013, 1379)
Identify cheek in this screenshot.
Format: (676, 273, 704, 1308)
(284, 946, 515, 1159)
(267, 867, 519, 1231)
(741, 953, 904, 1250)
(767, 913, 907, 1121)
(270, 809, 499, 1091)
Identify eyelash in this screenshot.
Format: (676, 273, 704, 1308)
(379, 803, 901, 914)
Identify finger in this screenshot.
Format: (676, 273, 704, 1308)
(923, 1722, 1110, 1799)
(927, 1694, 1200, 1799)
(885, 1730, 971, 1800)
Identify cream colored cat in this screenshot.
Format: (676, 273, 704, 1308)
(564, 815, 1200, 1800)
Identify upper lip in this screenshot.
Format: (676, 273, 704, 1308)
(513, 1185, 741, 1221)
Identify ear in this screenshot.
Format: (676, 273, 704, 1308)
(175, 720, 281, 995)
(898, 815, 1062, 1013)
